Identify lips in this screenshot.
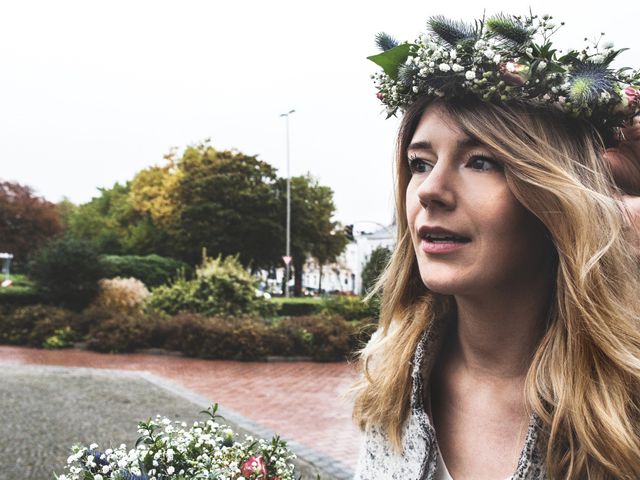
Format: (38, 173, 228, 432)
(418, 226, 471, 243)
(417, 225, 470, 254)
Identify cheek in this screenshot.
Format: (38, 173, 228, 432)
(405, 183, 420, 230)
(479, 192, 548, 259)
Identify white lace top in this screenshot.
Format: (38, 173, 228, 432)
(354, 318, 546, 480)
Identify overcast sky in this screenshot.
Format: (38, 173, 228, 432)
(1, 1, 638, 228)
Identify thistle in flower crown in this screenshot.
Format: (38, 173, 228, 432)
(369, 12, 640, 133)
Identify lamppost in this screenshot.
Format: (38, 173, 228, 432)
(280, 109, 295, 297)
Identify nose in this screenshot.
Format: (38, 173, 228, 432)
(414, 159, 456, 210)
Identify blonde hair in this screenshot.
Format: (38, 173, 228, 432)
(352, 97, 640, 479)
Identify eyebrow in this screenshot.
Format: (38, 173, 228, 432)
(407, 137, 483, 152)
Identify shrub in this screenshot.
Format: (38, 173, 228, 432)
(99, 254, 192, 288)
(85, 311, 160, 353)
(159, 314, 268, 360)
(266, 317, 315, 357)
(320, 295, 378, 321)
(93, 277, 150, 312)
(274, 300, 321, 317)
(42, 326, 75, 349)
(149, 255, 275, 318)
(28, 237, 103, 310)
(0, 304, 76, 347)
(0, 289, 45, 306)
(71, 306, 115, 338)
(270, 315, 364, 361)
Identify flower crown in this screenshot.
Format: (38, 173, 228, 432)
(369, 13, 640, 135)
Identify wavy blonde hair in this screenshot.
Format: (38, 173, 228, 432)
(352, 97, 640, 479)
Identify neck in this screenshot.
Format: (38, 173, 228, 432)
(447, 282, 551, 380)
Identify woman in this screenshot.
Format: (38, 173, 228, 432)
(353, 13, 640, 480)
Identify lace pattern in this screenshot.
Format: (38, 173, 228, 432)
(354, 321, 547, 480)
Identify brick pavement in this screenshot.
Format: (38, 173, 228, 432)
(0, 346, 363, 476)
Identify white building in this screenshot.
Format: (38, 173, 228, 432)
(346, 224, 396, 294)
(261, 224, 396, 296)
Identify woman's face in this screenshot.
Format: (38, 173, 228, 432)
(405, 103, 552, 296)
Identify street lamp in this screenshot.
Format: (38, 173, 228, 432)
(280, 109, 295, 297)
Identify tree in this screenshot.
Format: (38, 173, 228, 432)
(130, 151, 181, 229)
(277, 174, 347, 296)
(168, 141, 284, 268)
(361, 246, 392, 295)
(65, 182, 168, 255)
(0, 180, 62, 268)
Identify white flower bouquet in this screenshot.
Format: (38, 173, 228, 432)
(55, 404, 297, 480)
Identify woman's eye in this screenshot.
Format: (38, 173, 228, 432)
(466, 155, 500, 172)
(408, 157, 432, 174)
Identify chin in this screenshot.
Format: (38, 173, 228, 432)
(421, 274, 464, 296)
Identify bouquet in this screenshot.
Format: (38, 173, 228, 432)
(55, 404, 297, 480)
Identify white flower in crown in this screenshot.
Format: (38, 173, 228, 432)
(439, 63, 451, 72)
(484, 48, 496, 59)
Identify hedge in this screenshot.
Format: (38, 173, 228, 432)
(0, 304, 376, 361)
(100, 254, 192, 288)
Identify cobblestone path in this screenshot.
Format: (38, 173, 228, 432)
(0, 347, 362, 479)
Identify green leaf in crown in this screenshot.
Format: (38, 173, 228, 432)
(367, 42, 412, 80)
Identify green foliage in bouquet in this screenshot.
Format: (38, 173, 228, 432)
(55, 404, 296, 480)
(148, 255, 276, 318)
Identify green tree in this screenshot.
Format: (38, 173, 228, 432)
(65, 182, 168, 255)
(130, 153, 180, 230)
(168, 141, 284, 268)
(277, 174, 347, 296)
(55, 197, 78, 231)
(361, 246, 392, 295)
(0, 181, 62, 269)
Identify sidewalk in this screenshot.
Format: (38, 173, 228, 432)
(0, 346, 362, 478)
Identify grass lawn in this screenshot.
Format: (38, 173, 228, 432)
(269, 296, 323, 304)
(0, 273, 36, 294)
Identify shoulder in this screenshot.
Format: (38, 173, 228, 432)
(354, 326, 439, 480)
(354, 413, 436, 480)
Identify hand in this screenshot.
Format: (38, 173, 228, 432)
(605, 117, 640, 250)
(605, 117, 640, 195)
(621, 194, 640, 250)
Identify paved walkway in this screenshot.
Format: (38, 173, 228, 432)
(0, 346, 362, 478)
